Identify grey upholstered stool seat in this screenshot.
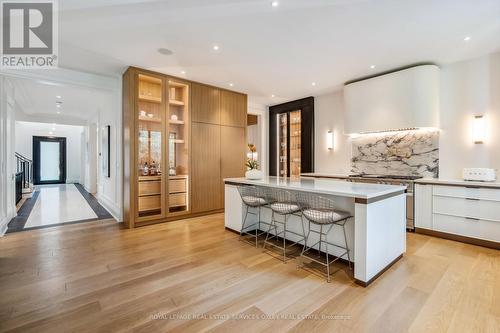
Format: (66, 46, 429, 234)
(296, 192, 352, 282)
(237, 185, 270, 247)
(263, 189, 305, 263)
(270, 202, 300, 215)
(302, 208, 350, 224)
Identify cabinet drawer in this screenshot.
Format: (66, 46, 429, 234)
(169, 193, 187, 207)
(433, 196, 500, 222)
(138, 181, 161, 196)
(138, 195, 161, 212)
(169, 179, 187, 193)
(433, 185, 500, 202)
(433, 213, 500, 242)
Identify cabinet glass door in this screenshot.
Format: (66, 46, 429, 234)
(289, 110, 301, 177)
(167, 80, 189, 214)
(277, 113, 287, 177)
(137, 74, 164, 217)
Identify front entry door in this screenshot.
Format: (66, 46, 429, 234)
(33, 136, 67, 185)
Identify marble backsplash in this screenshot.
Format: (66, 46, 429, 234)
(351, 129, 439, 178)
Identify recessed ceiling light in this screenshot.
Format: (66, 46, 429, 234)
(229, 83, 234, 87)
(271, 1, 279, 7)
(271, 94, 275, 98)
(464, 36, 471, 41)
(311, 82, 316, 86)
(51, 127, 55, 131)
(56, 111, 60, 114)
(157, 48, 173, 55)
(49, 131, 53, 135)
(56, 104, 61, 108)
(180, 70, 186, 74)
(56, 95, 61, 99)
(370, 65, 376, 69)
(213, 45, 219, 51)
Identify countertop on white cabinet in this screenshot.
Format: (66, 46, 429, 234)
(415, 178, 500, 189)
(300, 172, 350, 179)
(224, 176, 406, 200)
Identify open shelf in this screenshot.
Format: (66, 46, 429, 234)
(169, 99, 185, 106)
(139, 116, 161, 123)
(169, 119, 185, 125)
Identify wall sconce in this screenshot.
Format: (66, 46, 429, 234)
(327, 130, 334, 150)
(472, 115, 485, 144)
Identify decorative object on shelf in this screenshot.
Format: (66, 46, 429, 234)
(141, 162, 149, 176)
(245, 144, 263, 179)
(147, 113, 154, 118)
(170, 114, 178, 121)
(327, 130, 334, 150)
(150, 161, 158, 176)
(140, 110, 147, 117)
(472, 115, 486, 144)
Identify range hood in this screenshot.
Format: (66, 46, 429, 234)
(344, 64, 440, 134)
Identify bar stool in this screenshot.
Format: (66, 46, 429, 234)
(296, 191, 352, 282)
(263, 188, 306, 263)
(237, 185, 269, 247)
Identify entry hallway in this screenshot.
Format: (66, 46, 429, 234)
(7, 184, 112, 233)
(0, 214, 498, 332)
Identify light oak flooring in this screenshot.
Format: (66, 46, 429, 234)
(0, 213, 498, 333)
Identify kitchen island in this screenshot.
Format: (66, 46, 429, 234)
(224, 176, 406, 286)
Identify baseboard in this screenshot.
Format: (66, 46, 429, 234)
(97, 194, 121, 222)
(0, 212, 15, 236)
(415, 227, 500, 250)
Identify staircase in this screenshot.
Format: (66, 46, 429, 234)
(15, 153, 33, 204)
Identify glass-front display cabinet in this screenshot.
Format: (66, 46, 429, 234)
(137, 74, 164, 218)
(167, 80, 189, 214)
(134, 73, 190, 221)
(269, 97, 314, 178)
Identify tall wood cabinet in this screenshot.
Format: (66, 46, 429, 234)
(123, 68, 247, 228)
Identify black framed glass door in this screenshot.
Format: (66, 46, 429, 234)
(33, 136, 67, 185)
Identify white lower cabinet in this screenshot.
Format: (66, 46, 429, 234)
(415, 183, 500, 244)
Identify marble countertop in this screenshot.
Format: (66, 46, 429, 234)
(300, 172, 350, 179)
(415, 178, 500, 188)
(224, 176, 406, 199)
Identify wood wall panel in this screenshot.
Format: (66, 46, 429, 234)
(191, 122, 222, 212)
(220, 90, 247, 127)
(191, 83, 220, 124)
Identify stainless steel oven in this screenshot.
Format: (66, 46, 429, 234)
(348, 174, 420, 231)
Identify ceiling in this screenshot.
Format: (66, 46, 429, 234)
(12, 77, 115, 125)
(57, 0, 500, 105)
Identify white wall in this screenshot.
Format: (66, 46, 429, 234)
(248, 99, 268, 174)
(439, 52, 500, 178)
(313, 51, 500, 179)
(15, 121, 84, 183)
(314, 92, 351, 174)
(0, 76, 16, 236)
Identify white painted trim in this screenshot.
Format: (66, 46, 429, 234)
(0, 67, 120, 92)
(97, 193, 122, 222)
(0, 214, 15, 236)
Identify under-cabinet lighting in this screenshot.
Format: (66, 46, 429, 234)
(327, 131, 334, 150)
(473, 115, 485, 144)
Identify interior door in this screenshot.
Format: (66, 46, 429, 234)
(33, 136, 66, 185)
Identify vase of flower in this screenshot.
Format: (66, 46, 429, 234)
(245, 144, 263, 180)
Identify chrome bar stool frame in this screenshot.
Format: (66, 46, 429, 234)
(296, 191, 352, 282)
(263, 188, 306, 263)
(237, 185, 271, 247)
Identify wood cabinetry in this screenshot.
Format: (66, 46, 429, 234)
(123, 67, 247, 228)
(191, 122, 222, 212)
(220, 90, 247, 127)
(191, 83, 220, 124)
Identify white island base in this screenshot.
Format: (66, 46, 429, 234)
(224, 177, 407, 286)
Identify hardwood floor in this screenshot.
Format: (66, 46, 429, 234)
(0, 213, 498, 333)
